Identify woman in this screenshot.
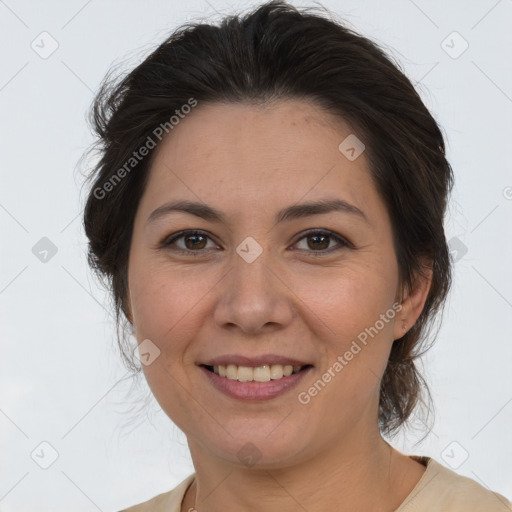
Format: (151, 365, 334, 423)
(82, 1, 511, 510)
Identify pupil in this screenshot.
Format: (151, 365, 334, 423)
(186, 234, 205, 250)
(310, 234, 328, 250)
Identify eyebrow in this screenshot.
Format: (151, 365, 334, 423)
(146, 198, 369, 226)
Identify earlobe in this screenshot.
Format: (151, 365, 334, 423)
(394, 261, 433, 340)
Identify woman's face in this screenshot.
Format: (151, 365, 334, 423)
(126, 99, 419, 467)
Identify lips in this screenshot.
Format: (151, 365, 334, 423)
(199, 354, 312, 367)
(200, 364, 313, 374)
(199, 364, 313, 400)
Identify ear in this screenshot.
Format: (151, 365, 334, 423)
(393, 259, 433, 340)
(124, 304, 136, 336)
(123, 289, 134, 326)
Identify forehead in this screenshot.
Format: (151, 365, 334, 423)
(138, 99, 382, 224)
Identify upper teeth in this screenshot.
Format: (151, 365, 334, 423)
(213, 364, 303, 382)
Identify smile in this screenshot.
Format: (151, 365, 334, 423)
(203, 363, 311, 382)
(199, 364, 314, 401)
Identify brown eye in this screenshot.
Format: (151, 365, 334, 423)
(183, 233, 207, 250)
(307, 233, 330, 250)
(293, 230, 350, 255)
(162, 230, 218, 255)
(161, 229, 350, 257)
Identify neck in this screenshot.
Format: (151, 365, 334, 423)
(182, 425, 425, 512)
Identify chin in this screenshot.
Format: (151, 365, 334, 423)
(202, 427, 310, 469)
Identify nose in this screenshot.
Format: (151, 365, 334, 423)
(212, 246, 295, 334)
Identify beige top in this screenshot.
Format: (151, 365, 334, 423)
(120, 456, 512, 511)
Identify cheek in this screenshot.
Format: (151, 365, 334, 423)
(296, 274, 398, 421)
(129, 253, 204, 336)
(290, 260, 398, 399)
(293, 260, 398, 338)
(128, 264, 207, 426)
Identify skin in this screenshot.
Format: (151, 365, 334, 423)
(125, 99, 432, 512)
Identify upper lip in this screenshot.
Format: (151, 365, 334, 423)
(199, 354, 312, 368)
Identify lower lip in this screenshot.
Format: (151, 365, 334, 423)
(199, 365, 313, 401)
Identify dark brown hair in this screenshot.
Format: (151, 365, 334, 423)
(81, 0, 453, 438)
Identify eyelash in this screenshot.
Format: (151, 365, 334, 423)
(160, 229, 352, 257)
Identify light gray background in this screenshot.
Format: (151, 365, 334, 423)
(1, 0, 511, 510)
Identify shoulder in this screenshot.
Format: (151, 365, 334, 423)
(397, 456, 512, 512)
(118, 473, 195, 512)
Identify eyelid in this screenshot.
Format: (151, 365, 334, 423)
(160, 228, 352, 255)
(292, 229, 352, 253)
(161, 229, 219, 254)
